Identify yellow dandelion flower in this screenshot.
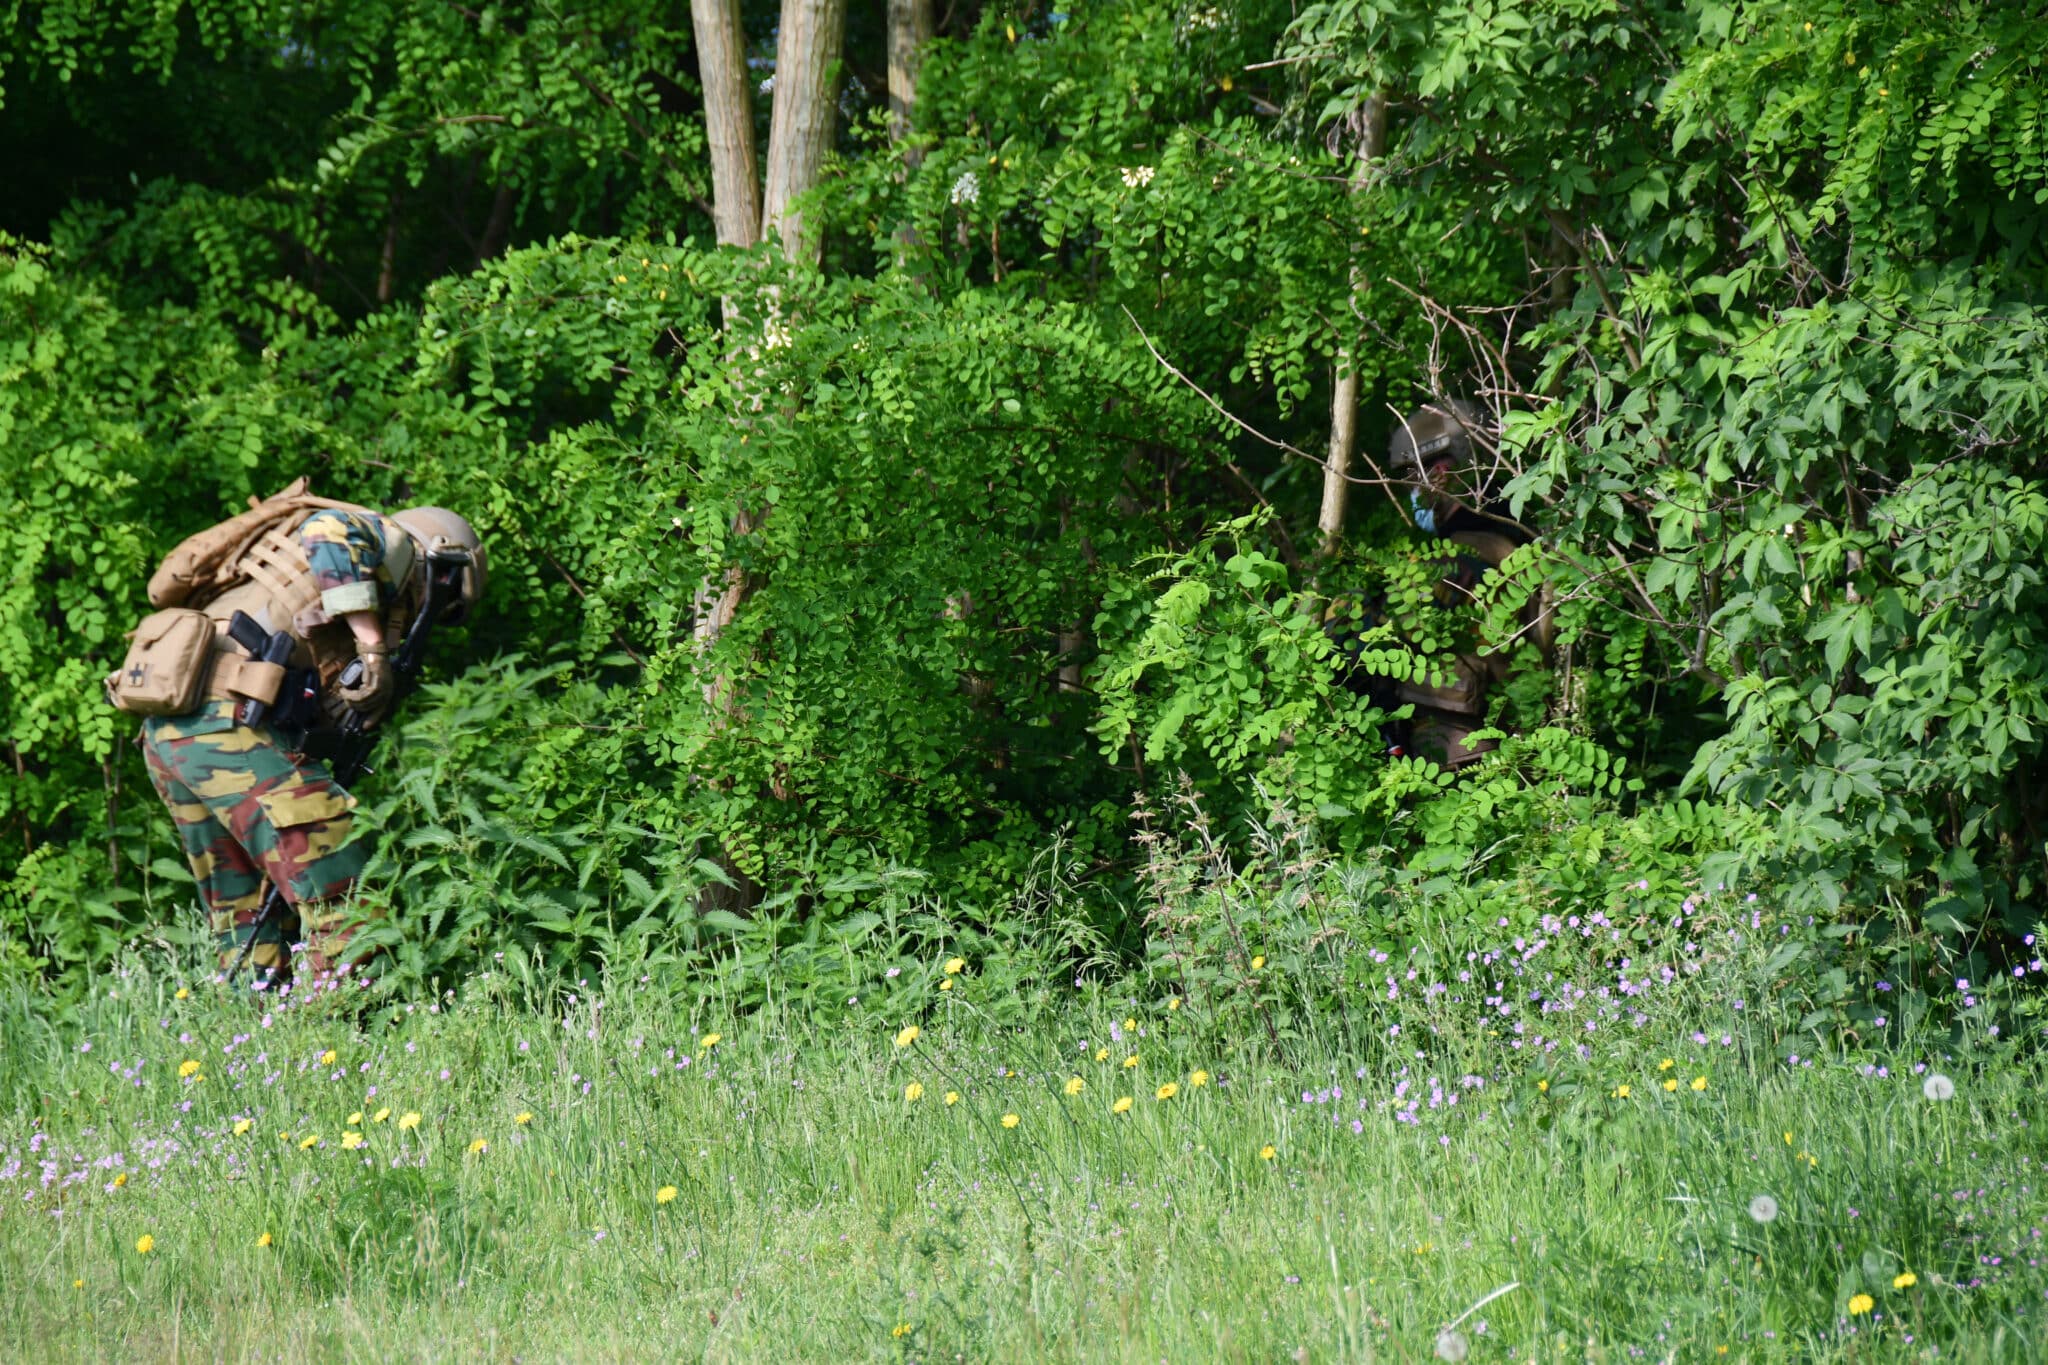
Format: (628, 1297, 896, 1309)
(1663, 1078, 1679, 1092)
(514, 1111, 532, 1125)
(1168, 995, 1181, 1010)
(277, 1131, 291, 1143)
(894, 1025, 920, 1049)
(1848, 1293, 1874, 1315)
(1001, 1113, 1020, 1129)
(1658, 1058, 1674, 1071)
(341, 1131, 364, 1150)
(466, 1138, 488, 1155)
(1064, 1076, 1085, 1096)
(1093, 1047, 1110, 1062)
(944, 957, 965, 975)
(657, 1185, 678, 1205)
(298, 1134, 320, 1150)
(113, 1172, 128, 1188)
(1800, 1151, 1818, 1168)
(1112, 1096, 1134, 1115)
(318, 1049, 336, 1066)
(699, 1032, 722, 1052)
(1250, 955, 1266, 970)
(1122, 1054, 1140, 1069)
(347, 1112, 363, 1125)
(135, 1234, 154, 1255)
(232, 1119, 252, 1136)
(73, 1279, 83, 1288)
(373, 1108, 392, 1124)
(1784, 1131, 1794, 1145)
(1259, 1144, 1276, 1160)
(1156, 1082, 1179, 1101)
(257, 1232, 273, 1248)
(904, 1082, 925, 1102)
(1894, 1271, 1917, 1289)
(1124, 1017, 1137, 1031)
(177, 1060, 200, 1079)
(939, 979, 954, 992)
(397, 1112, 421, 1131)
(944, 1091, 960, 1106)
(1691, 1076, 1708, 1092)
(174, 988, 190, 1001)
(892, 1323, 912, 1339)
(1537, 1079, 1549, 1093)
(1612, 1085, 1631, 1099)
(1189, 1070, 1209, 1088)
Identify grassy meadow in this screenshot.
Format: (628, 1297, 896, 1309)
(2, 896, 2044, 1363)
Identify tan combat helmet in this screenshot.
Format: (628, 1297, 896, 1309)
(1389, 400, 1486, 536)
(389, 507, 486, 623)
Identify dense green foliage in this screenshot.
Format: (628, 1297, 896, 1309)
(2, 0, 2043, 990)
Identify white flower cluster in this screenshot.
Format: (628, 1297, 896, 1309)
(950, 171, 981, 206)
(1119, 165, 1156, 189)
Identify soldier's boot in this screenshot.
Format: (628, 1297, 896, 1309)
(214, 906, 301, 991)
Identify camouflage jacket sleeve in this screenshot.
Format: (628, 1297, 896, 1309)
(298, 510, 388, 616)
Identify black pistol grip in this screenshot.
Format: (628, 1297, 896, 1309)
(226, 610, 268, 657)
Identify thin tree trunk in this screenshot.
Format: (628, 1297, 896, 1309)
(888, 0, 932, 164)
(376, 194, 401, 304)
(691, 0, 763, 247)
(103, 754, 120, 886)
(762, 0, 848, 265)
(476, 183, 515, 265)
(1316, 94, 1388, 560)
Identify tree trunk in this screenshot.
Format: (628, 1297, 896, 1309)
(691, 0, 763, 248)
(888, 0, 933, 164)
(1316, 94, 1388, 560)
(761, 0, 848, 265)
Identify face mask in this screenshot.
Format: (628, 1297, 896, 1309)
(1409, 488, 1438, 536)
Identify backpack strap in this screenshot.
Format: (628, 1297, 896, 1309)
(238, 529, 323, 625)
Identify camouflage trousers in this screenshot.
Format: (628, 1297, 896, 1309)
(141, 701, 367, 976)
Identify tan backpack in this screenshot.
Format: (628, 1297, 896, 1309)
(146, 477, 375, 609)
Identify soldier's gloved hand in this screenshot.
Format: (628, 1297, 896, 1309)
(337, 644, 394, 711)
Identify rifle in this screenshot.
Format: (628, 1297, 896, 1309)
(223, 550, 470, 986)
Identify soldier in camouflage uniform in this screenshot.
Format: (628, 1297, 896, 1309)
(123, 489, 485, 982)
(1330, 402, 1551, 767)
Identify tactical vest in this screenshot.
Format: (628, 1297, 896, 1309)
(150, 479, 423, 729)
(1395, 530, 1554, 719)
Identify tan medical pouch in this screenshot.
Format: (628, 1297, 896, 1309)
(104, 608, 216, 716)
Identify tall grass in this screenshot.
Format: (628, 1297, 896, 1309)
(3, 887, 2043, 1362)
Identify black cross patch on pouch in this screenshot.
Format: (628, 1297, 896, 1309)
(127, 664, 148, 685)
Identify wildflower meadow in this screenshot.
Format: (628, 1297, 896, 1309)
(5, 873, 2045, 1361)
